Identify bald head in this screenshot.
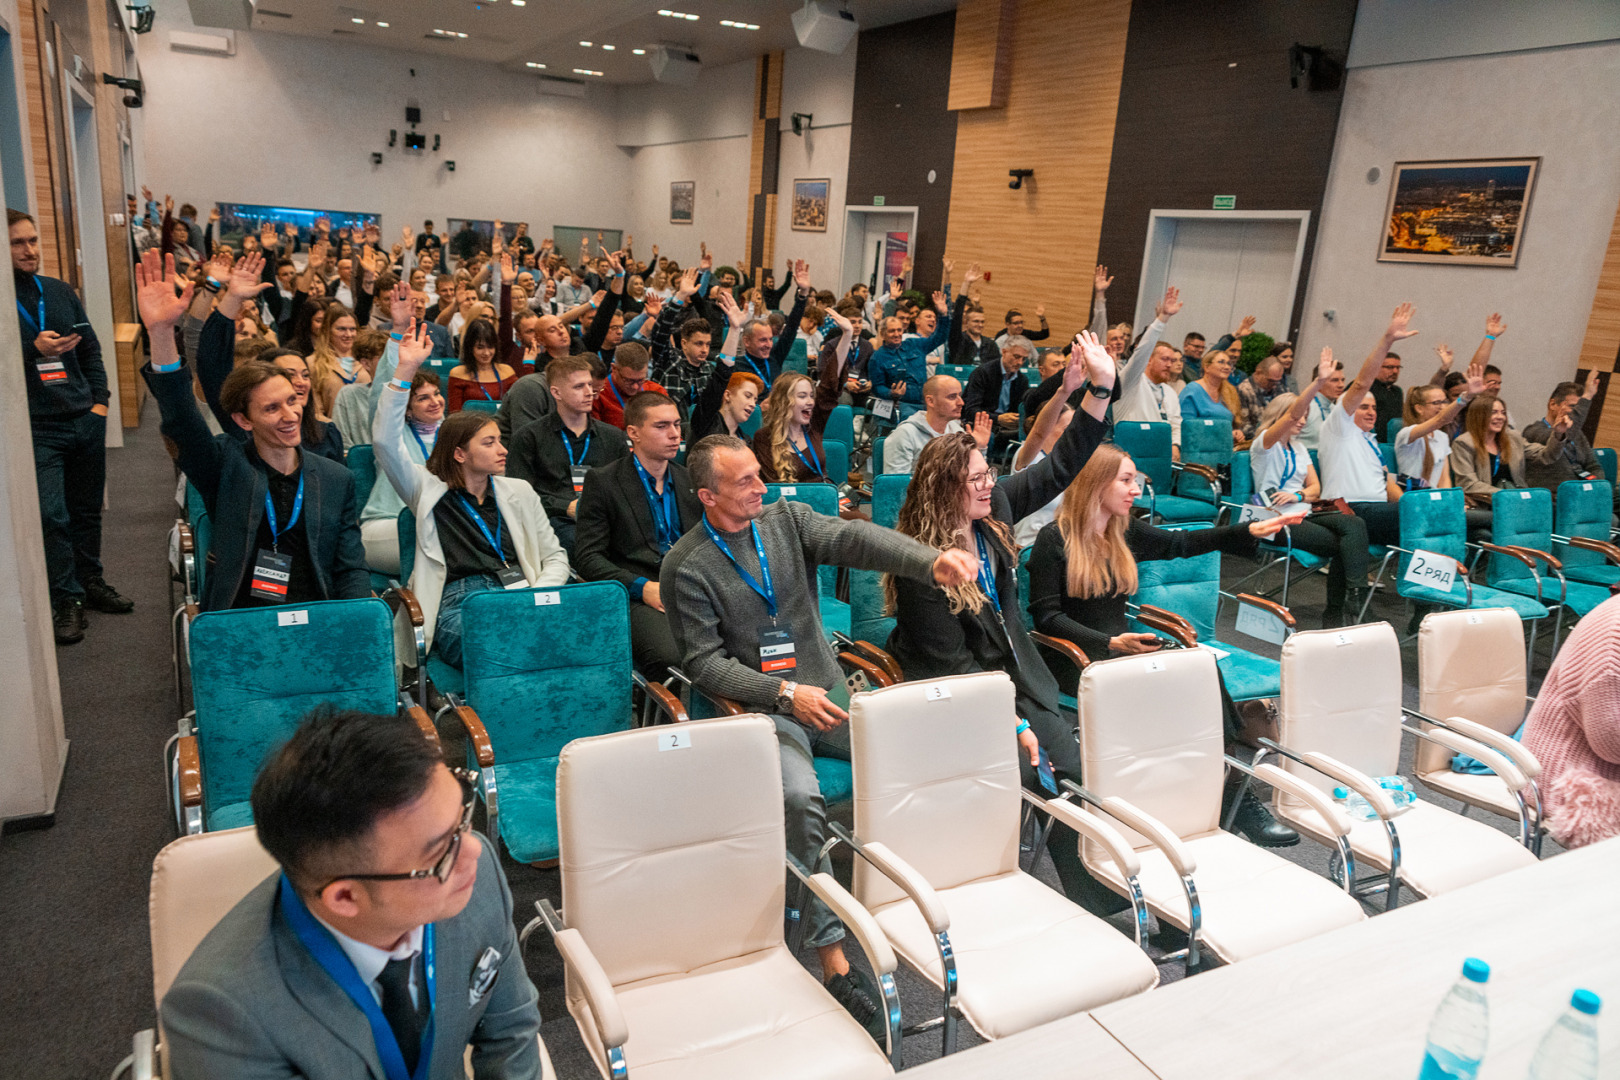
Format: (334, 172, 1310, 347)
(923, 374, 964, 423)
(535, 313, 571, 356)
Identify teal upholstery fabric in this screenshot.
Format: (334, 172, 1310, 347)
(1396, 487, 1467, 587)
(459, 582, 633, 862)
(346, 444, 378, 508)
(1598, 447, 1617, 486)
(462, 399, 499, 414)
(849, 473, 910, 642)
(1214, 645, 1282, 701)
(1115, 420, 1216, 523)
(193, 512, 212, 598)
(397, 508, 416, 585)
(823, 440, 850, 487)
(1493, 576, 1609, 618)
(939, 364, 976, 384)
(190, 597, 398, 829)
(739, 408, 761, 440)
(1401, 580, 1548, 619)
(764, 482, 841, 600)
(206, 801, 255, 832)
(824, 404, 854, 449)
(786, 337, 810, 373)
(1017, 545, 1033, 617)
(820, 595, 852, 639)
(814, 758, 853, 805)
(1226, 452, 1326, 571)
(1555, 480, 1620, 587)
(1177, 418, 1232, 506)
(873, 436, 887, 474)
(1488, 488, 1552, 589)
(1380, 443, 1396, 473)
(426, 652, 465, 698)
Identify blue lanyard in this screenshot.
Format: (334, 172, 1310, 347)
(562, 428, 591, 468)
(408, 424, 436, 461)
(791, 435, 822, 478)
(453, 489, 509, 565)
(739, 354, 769, 383)
(264, 471, 305, 552)
(277, 876, 436, 1080)
(702, 517, 777, 621)
(1314, 396, 1329, 421)
(1362, 430, 1383, 468)
(337, 366, 357, 385)
(974, 530, 1002, 612)
(607, 377, 627, 411)
(1279, 442, 1298, 490)
(16, 275, 44, 333)
(473, 374, 498, 401)
(633, 455, 679, 553)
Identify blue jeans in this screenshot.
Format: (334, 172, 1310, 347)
(434, 573, 502, 668)
(32, 411, 107, 603)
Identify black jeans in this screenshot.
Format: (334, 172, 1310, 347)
(1287, 512, 1371, 613)
(1021, 705, 1131, 917)
(1347, 500, 1401, 546)
(548, 515, 577, 557)
(629, 598, 681, 680)
(32, 410, 107, 604)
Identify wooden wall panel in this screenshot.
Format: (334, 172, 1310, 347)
(1577, 197, 1620, 375)
(17, 0, 63, 278)
(947, 0, 1015, 111)
(746, 52, 783, 274)
(944, 0, 1131, 337)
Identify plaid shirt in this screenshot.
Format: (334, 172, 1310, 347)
(649, 299, 714, 412)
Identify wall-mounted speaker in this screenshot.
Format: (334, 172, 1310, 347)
(650, 46, 701, 85)
(792, 1, 858, 55)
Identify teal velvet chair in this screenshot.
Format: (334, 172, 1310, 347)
(822, 439, 851, 487)
(1488, 487, 1609, 653)
(453, 581, 642, 864)
(173, 484, 213, 705)
(1394, 487, 1549, 655)
(784, 337, 810, 375)
(765, 482, 849, 640)
(872, 435, 888, 475)
(848, 473, 910, 644)
(1113, 421, 1218, 525)
(1221, 448, 1330, 609)
(1554, 479, 1620, 588)
(462, 399, 500, 415)
(176, 597, 400, 834)
(1177, 417, 1233, 509)
(346, 444, 378, 505)
(825, 403, 855, 449)
(1597, 447, 1617, 487)
(739, 406, 762, 440)
(939, 364, 976, 384)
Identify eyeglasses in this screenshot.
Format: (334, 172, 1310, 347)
(966, 469, 998, 489)
(319, 768, 478, 892)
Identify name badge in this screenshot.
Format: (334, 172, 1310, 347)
(759, 626, 797, 673)
(250, 549, 293, 601)
(872, 399, 896, 420)
(36, 359, 68, 383)
(496, 565, 529, 590)
(571, 465, 588, 493)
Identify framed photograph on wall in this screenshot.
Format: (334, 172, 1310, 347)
(670, 181, 695, 225)
(791, 179, 830, 232)
(1379, 158, 1540, 267)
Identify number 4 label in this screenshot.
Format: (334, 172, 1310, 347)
(1403, 548, 1456, 593)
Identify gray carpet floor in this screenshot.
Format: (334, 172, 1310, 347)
(0, 401, 1560, 1079)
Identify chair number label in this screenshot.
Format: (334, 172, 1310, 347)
(1403, 549, 1455, 592)
(534, 591, 560, 605)
(1235, 602, 1287, 646)
(657, 730, 691, 752)
(1333, 632, 1352, 646)
(277, 610, 309, 626)
(780, 486, 797, 495)
(1466, 613, 1483, 625)
(924, 683, 951, 701)
(1144, 657, 1165, 672)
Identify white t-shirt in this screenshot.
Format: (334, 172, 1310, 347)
(1318, 405, 1390, 503)
(1013, 450, 1061, 548)
(1296, 393, 1334, 451)
(1394, 426, 1451, 488)
(1116, 376, 1183, 446)
(1249, 434, 1309, 501)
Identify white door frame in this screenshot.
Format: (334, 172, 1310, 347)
(61, 70, 121, 443)
(1134, 209, 1311, 336)
(840, 205, 918, 292)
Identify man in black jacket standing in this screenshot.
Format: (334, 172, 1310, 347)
(11, 209, 133, 644)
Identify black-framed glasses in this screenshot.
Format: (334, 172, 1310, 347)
(319, 767, 478, 892)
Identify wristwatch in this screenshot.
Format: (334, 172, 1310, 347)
(775, 680, 798, 714)
(1086, 382, 1112, 397)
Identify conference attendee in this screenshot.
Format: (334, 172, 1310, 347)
(752, 304, 854, 484)
(1451, 395, 1570, 507)
(1394, 372, 1483, 492)
(405, 289, 455, 358)
(1524, 370, 1616, 510)
(1008, 352, 1106, 548)
(445, 318, 519, 413)
(886, 335, 1122, 907)
(1114, 286, 1182, 456)
(1269, 340, 1299, 393)
(1317, 303, 1420, 546)
(1018, 346, 1076, 434)
(1296, 359, 1344, 452)
(505, 357, 629, 555)
(590, 343, 667, 431)
(1522, 593, 1620, 849)
(308, 301, 362, 420)
(12, 208, 131, 642)
(1026, 442, 1308, 852)
(730, 259, 812, 387)
(1236, 354, 1287, 441)
(415, 218, 443, 258)
(1370, 348, 1405, 442)
(949, 304, 1001, 368)
(137, 251, 369, 612)
(870, 272, 960, 420)
(1178, 347, 1243, 446)
(660, 433, 977, 1040)
(375, 322, 568, 668)
(883, 374, 991, 474)
(359, 367, 443, 576)
(331, 328, 388, 449)
(162, 706, 544, 1080)
(1179, 331, 1207, 382)
(647, 267, 715, 414)
(996, 306, 1050, 346)
(573, 392, 699, 678)
(961, 334, 1032, 435)
(1248, 355, 1374, 626)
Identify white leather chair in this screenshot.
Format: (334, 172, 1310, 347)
(837, 671, 1157, 1050)
(538, 715, 898, 1080)
(1265, 623, 1539, 911)
(1414, 608, 1544, 852)
(1075, 648, 1366, 967)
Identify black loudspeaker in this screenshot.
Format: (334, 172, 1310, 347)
(405, 106, 421, 124)
(1289, 44, 1342, 92)
(404, 132, 426, 151)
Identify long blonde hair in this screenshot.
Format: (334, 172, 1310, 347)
(1054, 444, 1138, 599)
(307, 300, 354, 402)
(761, 371, 815, 480)
(885, 433, 1015, 616)
(1464, 394, 1513, 473)
(1403, 384, 1444, 479)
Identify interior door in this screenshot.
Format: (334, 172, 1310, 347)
(1157, 218, 1301, 349)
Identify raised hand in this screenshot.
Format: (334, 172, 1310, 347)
(358, 248, 380, 278)
(501, 252, 515, 278)
(931, 290, 949, 315)
(963, 262, 983, 288)
(970, 410, 992, 449)
(643, 291, 664, 318)
(1093, 264, 1113, 293)
(1585, 367, 1601, 398)
(902, 255, 914, 275)
(888, 278, 902, 300)
(1316, 347, 1335, 383)
(135, 249, 195, 330)
(716, 287, 748, 329)
(395, 319, 433, 373)
(1155, 286, 1183, 321)
(1035, 304, 1046, 319)
(205, 248, 233, 281)
(226, 252, 270, 299)
(792, 258, 812, 291)
(307, 241, 328, 273)
(1434, 343, 1454, 371)
(942, 257, 954, 279)
(389, 280, 413, 328)
(625, 233, 634, 249)
(1485, 312, 1506, 339)
(491, 222, 504, 255)
(1386, 302, 1419, 341)
(284, 221, 298, 238)
(676, 266, 701, 301)
(1248, 504, 1309, 537)
(1074, 330, 1115, 390)
(699, 248, 713, 271)
(260, 221, 277, 249)
(208, 207, 221, 223)
(1234, 314, 1257, 339)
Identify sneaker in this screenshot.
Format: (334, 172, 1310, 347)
(824, 968, 889, 1046)
(1230, 788, 1299, 847)
(83, 578, 134, 614)
(53, 598, 87, 645)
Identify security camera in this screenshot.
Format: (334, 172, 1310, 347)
(101, 72, 143, 107)
(1009, 168, 1033, 190)
(445, 160, 456, 172)
(370, 152, 383, 165)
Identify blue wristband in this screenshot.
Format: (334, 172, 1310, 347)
(389, 331, 404, 342)
(152, 360, 184, 374)
(390, 377, 411, 391)
(1484, 334, 1497, 341)
(1015, 719, 1030, 735)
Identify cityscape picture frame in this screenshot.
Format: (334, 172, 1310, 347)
(791, 178, 830, 232)
(670, 181, 695, 224)
(1379, 158, 1540, 267)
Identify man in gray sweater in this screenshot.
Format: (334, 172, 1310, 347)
(662, 434, 977, 1039)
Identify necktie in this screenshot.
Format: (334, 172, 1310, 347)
(377, 955, 425, 1073)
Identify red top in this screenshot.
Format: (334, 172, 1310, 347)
(592, 376, 669, 430)
(447, 371, 520, 413)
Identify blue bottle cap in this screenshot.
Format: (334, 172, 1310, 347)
(1571, 989, 1600, 1016)
(1462, 958, 1490, 983)
(1333, 786, 1349, 799)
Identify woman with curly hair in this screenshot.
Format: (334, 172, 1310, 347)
(749, 300, 853, 483)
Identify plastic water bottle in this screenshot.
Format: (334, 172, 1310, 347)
(1376, 775, 1418, 814)
(1419, 958, 1490, 1079)
(1332, 785, 1379, 822)
(1527, 990, 1601, 1079)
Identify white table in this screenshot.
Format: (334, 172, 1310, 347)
(905, 1012, 1156, 1079)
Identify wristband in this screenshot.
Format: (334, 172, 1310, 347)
(152, 359, 184, 374)
(390, 377, 411, 391)
(1484, 334, 1497, 341)
(389, 331, 404, 341)
(1014, 719, 1030, 735)
(1086, 382, 1112, 397)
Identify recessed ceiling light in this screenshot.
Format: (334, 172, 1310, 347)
(376, 20, 388, 26)
(657, 9, 699, 20)
(580, 40, 592, 46)
(526, 61, 545, 68)
(719, 20, 759, 29)
(511, 0, 525, 5)
(602, 44, 615, 50)
(632, 48, 645, 55)
(350, 16, 364, 23)
(574, 67, 604, 76)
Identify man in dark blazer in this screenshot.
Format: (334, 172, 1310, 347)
(136, 249, 369, 611)
(962, 335, 1035, 454)
(163, 707, 544, 1079)
(574, 391, 701, 677)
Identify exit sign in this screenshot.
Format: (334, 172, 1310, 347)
(1213, 195, 1236, 210)
(873, 196, 886, 206)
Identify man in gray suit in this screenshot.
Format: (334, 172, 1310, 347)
(162, 708, 543, 1079)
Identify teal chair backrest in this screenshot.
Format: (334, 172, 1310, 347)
(873, 472, 910, 528)
(1597, 447, 1617, 486)
(1016, 545, 1033, 618)
(398, 507, 416, 585)
(1555, 479, 1614, 573)
(1114, 421, 1174, 491)
(193, 511, 212, 596)
(825, 404, 854, 448)
(462, 399, 500, 414)
(765, 483, 840, 597)
(347, 444, 377, 507)
(1131, 545, 1220, 643)
(1380, 443, 1397, 473)
(940, 364, 975, 384)
(185, 482, 207, 527)
(459, 581, 631, 766)
(873, 436, 887, 475)
(1387, 419, 1405, 442)
(190, 598, 398, 820)
(849, 474, 912, 641)
(1228, 449, 1255, 504)
(1398, 487, 1467, 585)
(823, 439, 851, 485)
(740, 407, 762, 439)
(1489, 487, 1552, 587)
(1181, 418, 1233, 471)
(785, 338, 809, 375)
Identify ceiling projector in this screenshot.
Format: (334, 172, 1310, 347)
(793, 1, 858, 54)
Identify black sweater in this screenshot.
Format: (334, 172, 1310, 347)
(18, 271, 107, 419)
(505, 412, 629, 519)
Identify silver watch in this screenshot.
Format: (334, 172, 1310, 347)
(776, 680, 798, 713)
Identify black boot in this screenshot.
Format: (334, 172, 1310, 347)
(53, 598, 87, 645)
(1229, 787, 1299, 847)
(83, 577, 135, 614)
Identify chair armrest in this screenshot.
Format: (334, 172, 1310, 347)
(1179, 462, 1219, 485)
(1234, 593, 1296, 630)
(837, 650, 894, 689)
(1415, 713, 1541, 780)
(1565, 535, 1620, 563)
(1477, 541, 1543, 572)
(800, 870, 897, 977)
(1029, 631, 1090, 672)
(384, 585, 424, 625)
(706, 692, 748, 717)
(130, 1028, 157, 1080)
(849, 639, 903, 683)
(1508, 544, 1562, 572)
(453, 704, 496, 767)
(1085, 792, 1197, 877)
(552, 927, 630, 1051)
(1135, 604, 1198, 646)
(176, 519, 194, 554)
(856, 840, 950, 934)
(644, 679, 690, 723)
(1250, 762, 1351, 837)
(405, 705, 441, 753)
(1298, 751, 1398, 818)
(177, 735, 202, 808)
(1404, 724, 1527, 792)
(184, 602, 199, 621)
(1027, 790, 1140, 878)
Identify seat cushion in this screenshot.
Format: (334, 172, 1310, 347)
(1142, 494, 1218, 523)
(491, 758, 560, 864)
(1399, 580, 1549, 619)
(1275, 798, 1536, 897)
(1416, 769, 1533, 824)
(1213, 645, 1281, 702)
(1564, 564, 1620, 587)
(1495, 577, 1611, 617)
(813, 757, 853, 806)
(205, 800, 255, 832)
(427, 652, 466, 698)
(572, 945, 892, 1080)
(819, 596, 851, 641)
(1085, 830, 1364, 964)
(872, 870, 1156, 1040)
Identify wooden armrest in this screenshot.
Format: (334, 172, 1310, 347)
(1030, 631, 1090, 671)
(1508, 543, 1562, 571)
(176, 520, 194, 554)
(704, 691, 748, 717)
(183, 602, 199, 621)
(177, 735, 202, 807)
(644, 680, 690, 723)
(1565, 535, 1620, 563)
(1234, 592, 1296, 629)
(849, 640, 903, 683)
(1136, 604, 1197, 646)
(406, 705, 441, 753)
(385, 586, 424, 626)
(1477, 542, 1541, 572)
(453, 704, 496, 767)
(1179, 462, 1219, 485)
(838, 650, 894, 689)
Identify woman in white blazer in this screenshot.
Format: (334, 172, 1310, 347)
(374, 320, 569, 666)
